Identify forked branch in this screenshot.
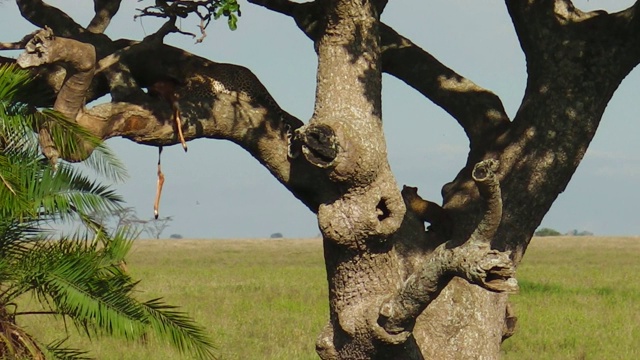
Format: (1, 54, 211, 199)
(376, 159, 516, 340)
(6, 26, 335, 212)
(248, 0, 511, 149)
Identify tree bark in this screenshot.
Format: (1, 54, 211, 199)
(3, 0, 640, 359)
(417, 3, 640, 357)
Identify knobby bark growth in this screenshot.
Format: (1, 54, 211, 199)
(2, 0, 639, 358)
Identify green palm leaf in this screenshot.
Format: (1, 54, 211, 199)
(1, 59, 216, 360)
(15, 235, 216, 359)
(37, 109, 128, 183)
(142, 298, 217, 360)
(44, 339, 92, 360)
(33, 164, 123, 221)
(0, 64, 127, 183)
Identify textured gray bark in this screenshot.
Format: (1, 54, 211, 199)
(2, 0, 640, 359)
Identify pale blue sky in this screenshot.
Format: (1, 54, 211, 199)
(1, 1, 638, 238)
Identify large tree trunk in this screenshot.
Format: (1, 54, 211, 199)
(4, 0, 640, 359)
(412, 2, 640, 357)
(298, 2, 515, 359)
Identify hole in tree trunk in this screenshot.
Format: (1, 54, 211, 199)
(301, 124, 338, 167)
(376, 198, 391, 221)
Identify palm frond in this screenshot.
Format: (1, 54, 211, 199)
(44, 338, 93, 360)
(82, 144, 129, 183)
(0, 149, 43, 221)
(0, 64, 33, 100)
(0, 64, 40, 148)
(38, 109, 128, 182)
(142, 298, 217, 360)
(95, 226, 137, 270)
(0, 219, 41, 260)
(29, 163, 123, 222)
(0, 256, 12, 294)
(30, 250, 147, 340)
(1, 61, 216, 360)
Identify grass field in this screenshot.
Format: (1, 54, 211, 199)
(501, 236, 640, 360)
(17, 236, 640, 359)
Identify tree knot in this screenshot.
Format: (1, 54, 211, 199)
(472, 158, 499, 183)
(373, 300, 412, 345)
(457, 249, 519, 294)
(298, 123, 339, 168)
(17, 27, 55, 67)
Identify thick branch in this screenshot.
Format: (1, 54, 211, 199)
(379, 24, 511, 148)
(0, 31, 34, 50)
(17, 28, 95, 123)
(634, 1, 640, 29)
(0, 56, 16, 65)
(247, 0, 297, 14)
(17, 0, 85, 37)
(377, 159, 515, 338)
(468, 159, 502, 244)
(76, 91, 331, 211)
(88, 0, 123, 34)
(16, 28, 96, 164)
(143, 18, 198, 43)
(373, 0, 389, 14)
(248, 0, 511, 148)
(506, 0, 640, 69)
(13, 29, 335, 210)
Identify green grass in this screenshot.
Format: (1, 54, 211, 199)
(18, 239, 328, 360)
(501, 236, 640, 360)
(16, 236, 640, 359)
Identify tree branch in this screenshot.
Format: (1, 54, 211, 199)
(16, 27, 96, 165)
(634, 0, 640, 29)
(468, 159, 502, 244)
(507, 0, 640, 67)
(134, 0, 239, 40)
(17, 28, 96, 123)
(380, 23, 511, 148)
(87, 0, 123, 34)
(247, 0, 297, 14)
(248, 0, 511, 148)
(373, 0, 389, 14)
(16, 0, 86, 37)
(15, 311, 59, 316)
(0, 29, 39, 50)
(13, 29, 335, 211)
(376, 159, 516, 339)
(0, 56, 16, 65)
(143, 18, 198, 43)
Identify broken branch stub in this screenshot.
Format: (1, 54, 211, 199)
(455, 159, 517, 292)
(453, 159, 517, 292)
(469, 158, 502, 245)
(376, 159, 517, 342)
(16, 26, 56, 68)
(17, 27, 99, 164)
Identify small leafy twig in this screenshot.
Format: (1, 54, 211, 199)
(134, 0, 241, 39)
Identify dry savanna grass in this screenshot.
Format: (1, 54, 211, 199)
(16, 236, 640, 359)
